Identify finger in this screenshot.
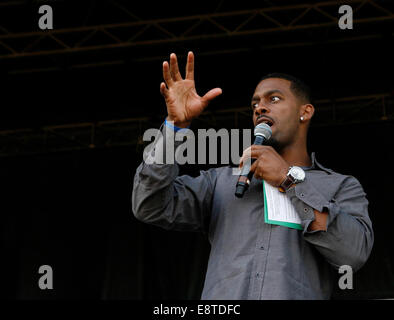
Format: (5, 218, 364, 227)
(248, 149, 265, 160)
(239, 146, 252, 167)
(240, 155, 256, 171)
(163, 61, 173, 87)
(250, 160, 258, 173)
(202, 88, 222, 103)
(185, 51, 194, 80)
(160, 82, 168, 97)
(240, 156, 255, 170)
(240, 146, 265, 166)
(170, 53, 182, 81)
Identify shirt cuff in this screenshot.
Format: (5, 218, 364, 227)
(164, 119, 190, 132)
(285, 177, 331, 234)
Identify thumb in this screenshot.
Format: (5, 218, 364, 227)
(202, 88, 222, 103)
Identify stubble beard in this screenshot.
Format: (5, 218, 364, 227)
(265, 136, 285, 153)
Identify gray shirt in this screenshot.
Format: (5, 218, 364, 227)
(132, 126, 374, 300)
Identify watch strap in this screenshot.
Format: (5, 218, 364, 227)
(278, 171, 295, 193)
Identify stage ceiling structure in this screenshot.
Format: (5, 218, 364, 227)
(0, 0, 393, 156)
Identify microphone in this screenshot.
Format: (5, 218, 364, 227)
(235, 123, 272, 198)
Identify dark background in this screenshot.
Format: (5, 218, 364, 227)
(0, 0, 393, 299)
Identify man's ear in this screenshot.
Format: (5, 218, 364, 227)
(300, 103, 315, 121)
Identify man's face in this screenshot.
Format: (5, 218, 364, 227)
(251, 78, 301, 152)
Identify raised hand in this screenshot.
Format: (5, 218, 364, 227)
(160, 52, 222, 128)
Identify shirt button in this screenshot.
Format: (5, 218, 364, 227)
(300, 193, 305, 197)
(256, 273, 260, 278)
(304, 207, 308, 212)
(260, 246, 265, 250)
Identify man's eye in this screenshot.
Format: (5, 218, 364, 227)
(252, 103, 259, 108)
(270, 96, 280, 102)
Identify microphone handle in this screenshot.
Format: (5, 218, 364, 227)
(234, 135, 265, 198)
(246, 158, 257, 180)
(253, 135, 265, 146)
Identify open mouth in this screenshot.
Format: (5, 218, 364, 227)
(257, 117, 274, 127)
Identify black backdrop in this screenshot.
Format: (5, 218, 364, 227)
(1, 1, 394, 300)
(1, 122, 394, 299)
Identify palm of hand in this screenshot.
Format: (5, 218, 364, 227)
(160, 52, 222, 126)
(165, 80, 207, 123)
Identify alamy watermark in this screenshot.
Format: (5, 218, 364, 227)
(38, 264, 53, 290)
(36, 4, 353, 32)
(38, 5, 53, 30)
(338, 5, 353, 30)
(338, 265, 353, 290)
(142, 125, 253, 174)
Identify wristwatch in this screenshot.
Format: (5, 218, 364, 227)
(278, 166, 306, 193)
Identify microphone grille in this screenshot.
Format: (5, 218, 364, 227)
(254, 123, 272, 140)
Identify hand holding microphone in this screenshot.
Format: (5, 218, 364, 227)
(235, 122, 292, 198)
(235, 123, 272, 198)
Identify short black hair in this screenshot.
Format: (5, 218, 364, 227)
(259, 73, 311, 104)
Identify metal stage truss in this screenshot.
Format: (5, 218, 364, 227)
(0, 1, 393, 157)
(0, 93, 392, 157)
(0, 0, 393, 73)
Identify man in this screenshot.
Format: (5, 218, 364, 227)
(132, 52, 373, 299)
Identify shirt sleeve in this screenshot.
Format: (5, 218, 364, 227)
(286, 173, 374, 272)
(132, 125, 217, 233)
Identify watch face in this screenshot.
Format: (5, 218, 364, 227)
(290, 166, 305, 181)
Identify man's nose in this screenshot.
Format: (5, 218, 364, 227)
(254, 103, 270, 115)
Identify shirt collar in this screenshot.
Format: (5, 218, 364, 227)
(303, 152, 333, 174)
